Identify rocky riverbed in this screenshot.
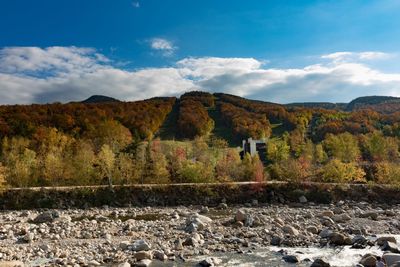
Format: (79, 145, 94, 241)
(1, 199, 400, 266)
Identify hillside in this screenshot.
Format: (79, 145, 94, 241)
(346, 95, 400, 113)
(2, 93, 400, 145)
(81, 95, 120, 103)
(2, 91, 400, 188)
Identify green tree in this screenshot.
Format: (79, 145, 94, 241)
(323, 132, 360, 163)
(98, 144, 115, 186)
(70, 140, 96, 185)
(361, 132, 399, 161)
(86, 120, 133, 152)
(267, 138, 290, 162)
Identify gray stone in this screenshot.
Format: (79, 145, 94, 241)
(299, 196, 308, 203)
(307, 226, 319, 234)
(359, 254, 376, 267)
(134, 251, 152, 261)
(377, 236, 397, 246)
(235, 209, 247, 222)
(311, 259, 330, 267)
(270, 236, 282, 246)
(282, 225, 299, 236)
(119, 241, 130, 250)
(383, 253, 400, 266)
(153, 250, 167, 261)
(319, 228, 333, 238)
(283, 255, 299, 263)
(33, 212, 57, 223)
(197, 257, 222, 267)
(382, 241, 400, 253)
(330, 232, 351, 246)
(131, 240, 151, 251)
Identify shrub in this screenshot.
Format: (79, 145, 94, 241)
(177, 160, 213, 183)
(320, 159, 365, 183)
(374, 161, 400, 184)
(268, 158, 309, 182)
(323, 132, 360, 163)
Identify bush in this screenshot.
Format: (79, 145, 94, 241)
(320, 159, 365, 183)
(374, 161, 400, 184)
(177, 160, 213, 183)
(268, 158, 309, 182)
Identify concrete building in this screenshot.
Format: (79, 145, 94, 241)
(240, 138, 268, 164)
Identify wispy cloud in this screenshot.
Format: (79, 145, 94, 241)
(321, 51, 393, 63)
(149, 38, 177, 57)
(1, 47, 400, 104)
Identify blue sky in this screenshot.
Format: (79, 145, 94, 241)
(1, 0, 400, 104)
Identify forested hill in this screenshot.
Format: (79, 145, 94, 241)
(2, 92, 400, 145)
(3, 91, 400, 187)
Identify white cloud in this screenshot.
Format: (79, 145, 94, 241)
(1, 46, 400, 105)
(149, 38, 176, 57)
(321, 51, 392, 63)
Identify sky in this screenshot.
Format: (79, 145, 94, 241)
(2, 0, 400, 104)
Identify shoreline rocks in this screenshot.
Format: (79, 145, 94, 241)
(0, 201, 398, 266)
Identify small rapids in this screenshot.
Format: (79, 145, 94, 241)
(181, 235, 400, 267)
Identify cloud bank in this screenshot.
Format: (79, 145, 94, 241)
(1, 47, 400, 104)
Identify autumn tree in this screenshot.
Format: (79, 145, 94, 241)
(97, 144, 115, 186)
(267, 138, 290, 163)
(323, 132, 360, 163)
(361, 132, 399, 162)
(320, 159, 365, 183)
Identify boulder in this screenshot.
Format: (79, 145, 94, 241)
(282, 255, 299, 263)
(359, 254, 376, 267)
(282, 225, 299, 236)
(383, 254, 400, 266)
(33, 211, 58, 223)
(330, 232, 351, 246)
(131, 240, 151, 251)
(270, 236, 282, 246)
(299, 196, 308, 203)
(307, 226, 319, 234)
(311, 259, 330, 267)
(377, 236, 397, 246)
(153, 250, 167, 261)
(183, 237, 200, 247)
(235, 210, 247, 222)
(134, 251, 152, 261)
(186, 214, 212, 232)
(119, 241, 130, 250)
(197, 257, 222, 267)
(382, 241, 400, 253)
(332, 213, 351, 223)
(319, 229, 333, 238)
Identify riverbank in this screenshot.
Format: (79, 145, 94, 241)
(1, 182, 400, 210)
